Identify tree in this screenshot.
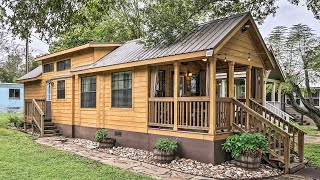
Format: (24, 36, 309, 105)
(267, 24, 320, 129)
(1, 0, 319, 51)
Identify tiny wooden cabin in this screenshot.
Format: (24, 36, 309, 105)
(17, 13, 305, 173)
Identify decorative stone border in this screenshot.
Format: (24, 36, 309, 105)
(35, 137, 283, 179)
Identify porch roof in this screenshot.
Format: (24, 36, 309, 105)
(16, 66, 42, 82)
(73, 13, 267, 73)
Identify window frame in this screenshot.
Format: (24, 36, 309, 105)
(80, 76, 96, 108)
(9, 89, 20, 99)
(57, 80, 66, 99)
(57, 59, 71, 71)
(43, 63, 54, 73)
(111, 70, 133, 108)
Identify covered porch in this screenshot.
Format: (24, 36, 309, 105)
(147, 55, 264, 135)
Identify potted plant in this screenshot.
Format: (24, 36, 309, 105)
(153, 138, 178, 164)
(95, 129, 116, 148)
(222, 133, 268, 169)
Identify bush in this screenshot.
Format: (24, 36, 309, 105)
(17, 119, 24, 128)
(222, 133, 268, 158)
(155, 138, 178, 152)
(95, 129, 108, 142)
(8, 115, 19, 124)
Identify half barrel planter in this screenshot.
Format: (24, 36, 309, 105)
(153, 149, 175, 164)
(234, 155, 261, 169)
(98, 138, 116, 148)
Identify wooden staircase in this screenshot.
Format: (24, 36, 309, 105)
(24, 99, 61, 137)
(233, 98, 306, 174)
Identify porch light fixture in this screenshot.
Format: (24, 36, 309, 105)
(224, 54, 227, 62)
(188, 71, 193, 77)
(242, 24, 250, 32)
(202, 58, 207, 62)
(248, 53, 251, 61)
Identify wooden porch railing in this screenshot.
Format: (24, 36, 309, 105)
(249, 99, 305, 163)
(24, 99, 46, 137)
(177, 97, 210, 131)
(216, 97, 231, 133)
(148, 97, 174, 128)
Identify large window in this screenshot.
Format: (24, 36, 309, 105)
(57, 80, 65, 99)
(57, 59, 71, 71)
(112, 71, 132, 108)
(81, 76, 96, 108)
(43, 63, 54, 73)
(9, 89, 20, 99)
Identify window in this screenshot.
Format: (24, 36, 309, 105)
(156, 70, 166, 97)
(57, 59, 71, 71)
(9, 89, 20, 99)
(81, 76, 96, 108)
(57, 80, 66, 99)
(191, 74, 200, 96)
(112, 71, 132, 108)
(314, 99, 319, 106)
(43, 63, 54, 73)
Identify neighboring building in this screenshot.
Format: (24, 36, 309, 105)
(17, 13, 305, 173)
(0, 83, 24, 113)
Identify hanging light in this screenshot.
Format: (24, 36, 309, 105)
(224, 54, 227, 62)
(188, 71, 193, 77)
(248, 53, 251, 61)
(202, 58, 207, 62)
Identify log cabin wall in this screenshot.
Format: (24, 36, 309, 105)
(24, 80, 45, 99)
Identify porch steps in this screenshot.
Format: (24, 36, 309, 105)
(43, 118, 62, 137)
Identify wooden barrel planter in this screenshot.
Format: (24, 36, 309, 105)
(153, 149, 175, 164)
(234, 155, 261, 169)
(98, 138, 116, 148)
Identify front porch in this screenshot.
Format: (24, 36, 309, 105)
(147, 57, 264, 135)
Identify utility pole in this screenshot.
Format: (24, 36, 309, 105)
(25, 37, 29, 74)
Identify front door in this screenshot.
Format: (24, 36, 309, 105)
(45, 81, 52, 119)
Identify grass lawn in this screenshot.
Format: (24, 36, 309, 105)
(0, 113, 153, 180)
(305, 143, 320, 168)
(293, 123, 320, 136)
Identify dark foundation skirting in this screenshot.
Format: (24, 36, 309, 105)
(55, 123, 231, 164)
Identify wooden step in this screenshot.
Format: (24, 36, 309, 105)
(44, 129, 59, 134)
(279, 162, 306, 174)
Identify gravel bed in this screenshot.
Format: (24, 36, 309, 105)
(66, 138, 283, 179)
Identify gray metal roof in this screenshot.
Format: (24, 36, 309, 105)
(17, 66, 42, 81)
(0, 83, 24, 88)
(73, 13, 249, 72)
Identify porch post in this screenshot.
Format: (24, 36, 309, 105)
(209, 57, 217, 134)
(278, 83, 282, 103)
(173, 61, 179, 131)
(260, 68, 265, 105)
(246, 66, 252, 131)
(221, 80, 226, 97)
(271, 82, 276, 102)
(228, 61, 235, 132)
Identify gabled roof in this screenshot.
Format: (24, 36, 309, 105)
(34, 42, 123, 62)
(16, 66, 42, 82)
(266, 45, 285, 82)
(73, 13, 257, 72)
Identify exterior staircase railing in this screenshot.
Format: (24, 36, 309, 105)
(265, 101, 293, 122)
(25, 99, 45, 137)
(233, 98, 305, 174)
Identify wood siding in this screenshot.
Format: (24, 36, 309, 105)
(24, 80, 45, 99)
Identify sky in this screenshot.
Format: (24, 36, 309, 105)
(16, 0, 320, 57)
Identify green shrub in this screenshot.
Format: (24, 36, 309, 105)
(95, 129, 108, 142)
(155, 138, 178, 152)
(8, 115, 19, 125)
(16, 118, 24, 128)
(222, 133, 268, 158)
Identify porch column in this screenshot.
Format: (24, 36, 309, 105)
(246, 66, 252, 106)
(262, 81, 267, 106)
(221, 80, 226, 97)
(260, 68, 265, 105)
(173, 61, 180, 131)
(278, 83, 282, 103)
(246, 66, 252, 131)
(228, 62, 235, 132)
(271, 82, 276, 102)
(209, 58, 217, 134)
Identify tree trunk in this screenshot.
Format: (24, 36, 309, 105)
(287, 92, 320, 130)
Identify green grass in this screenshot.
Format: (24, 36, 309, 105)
(0, 113, 153, 180)
(305, 143, 320, 168)
(293, 123, 320, 136)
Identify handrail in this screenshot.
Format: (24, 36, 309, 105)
(265, 101, 293, 122)
(250, 99, 306, 134)
(28, 99, 45, 137)
(233, 98, 292, 137)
